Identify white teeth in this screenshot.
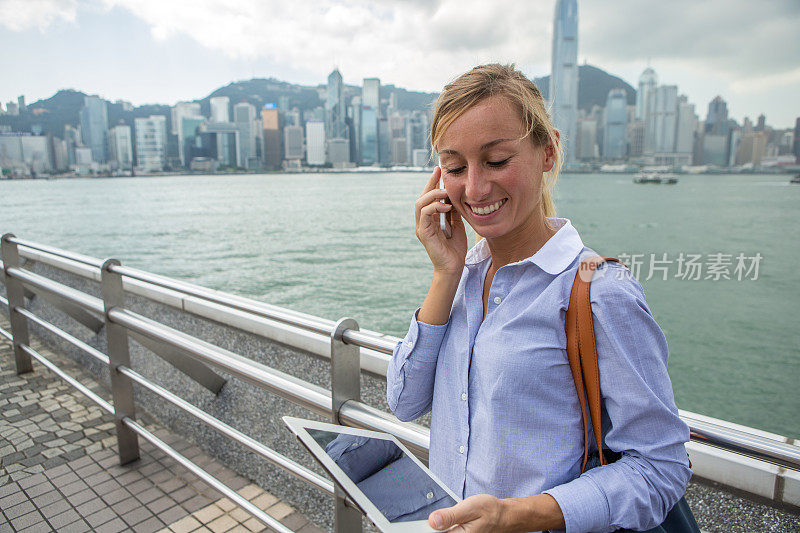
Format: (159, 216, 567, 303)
(470, 199, 505, 215)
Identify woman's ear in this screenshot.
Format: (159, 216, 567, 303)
(542, 130, 559, 172)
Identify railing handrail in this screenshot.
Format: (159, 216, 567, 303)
(2, 237, 799, 502)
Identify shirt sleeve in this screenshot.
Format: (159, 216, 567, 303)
(544, 263, 692, 533)
(386, 309, 449, 422)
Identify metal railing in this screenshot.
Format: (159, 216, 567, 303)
(1, 233, 799, 531)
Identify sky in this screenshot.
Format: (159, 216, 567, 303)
(1, 0, 799, 128)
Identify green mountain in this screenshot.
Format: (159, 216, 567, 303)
(534, 64, 636, 110)
(1, 65, 634, 138)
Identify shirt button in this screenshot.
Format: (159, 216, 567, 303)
(461, 392, 467, 401)
(426, 491, 434, 499)
(493, 296, 502, 304)
(404, 340, 413, 349)
(458, 445, 465, 454)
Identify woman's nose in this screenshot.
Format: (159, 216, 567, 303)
(465, 166, 491, 200)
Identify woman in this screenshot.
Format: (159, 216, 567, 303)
(386, 64, 692, 532)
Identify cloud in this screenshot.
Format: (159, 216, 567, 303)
(580, 0, 800, 79)
(0, 0, 78, 31)
(89, 0, 554, 91)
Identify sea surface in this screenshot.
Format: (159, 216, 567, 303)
(1, 172, 798, 438)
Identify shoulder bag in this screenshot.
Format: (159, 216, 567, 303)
(565, 256, 700, 533)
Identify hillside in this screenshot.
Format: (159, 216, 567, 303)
(534, 64, 636, 110)
(1, 65, 634, 137)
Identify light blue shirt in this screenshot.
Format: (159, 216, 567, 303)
(387, 218, 691, 533)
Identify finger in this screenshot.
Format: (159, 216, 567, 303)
(420, 201, 451, 219)
(429, 500, 480, 530)
(415, 188, 448, 221)
(421, 166, 442, 194)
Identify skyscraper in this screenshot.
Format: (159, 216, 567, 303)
(793, 117, 800, 160)
(327, 69, 347, 140)
(305, 120, 326, 165)
(261, 104, 281, 169)
(360, 106, 378, 165)
(80, 96, 109, 163)
(636, 68, 658, 121)
(550, 0, 579, 162)
(210, 97, 230, 123)
(603, 89, 627, 159)
(362, 78, 381, 115)
(171, 102, 202, 135)
(234, 102, 259, 169)
(134, 115, 167, 172)
(107, 124, 133, 170)
(705, 96, 729, 135)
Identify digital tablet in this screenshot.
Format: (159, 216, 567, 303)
(283, 416, 460, 532)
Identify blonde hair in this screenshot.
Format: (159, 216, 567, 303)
(430, 63, 562, 218)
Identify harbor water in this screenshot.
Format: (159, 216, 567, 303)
(1, 172, 798, 438)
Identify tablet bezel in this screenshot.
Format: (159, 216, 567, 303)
(282, 416, 460, 533)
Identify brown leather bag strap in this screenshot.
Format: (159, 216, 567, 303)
(566, 255, 620, 473)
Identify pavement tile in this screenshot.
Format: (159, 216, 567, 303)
(59, 518, 91, 533)
(10, 510, 45, 531)
(75, 496, 106, 518)
(4, 499, 36, 520)
(60, 478, 90, 496)
(121, 505, 153, 527)
(207, 514, 237, 533)
(265, 502, 293, 521)
(0, 482, 20, 499)
(194, 503, 225, 524)
(31, 488, 63, 508)
(281, 512, 308, 531)
(48, 508, 82, 529)
(182, 494, 213, 513)
(22, 479, 54, 497)
(85, 507, 117, 528)
(148, 495, 177, 514)
(137, 486, 164, 505)
(133, 516, 166, 533)
(111, 495, 141, 515)
(101, 487, 131, 505)
(167, 514, 201, 533)
(157, 504, 186, 526)
(66, 487, 96, 507)
(39, 496, 73, 519)
(94, 517, 128, 533)
(0, 489, 27, 509)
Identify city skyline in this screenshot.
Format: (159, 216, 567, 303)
(1, 0, 799, 128)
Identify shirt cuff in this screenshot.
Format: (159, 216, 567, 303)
(396, 308, 448, 363)
(543, 474, 610, 533)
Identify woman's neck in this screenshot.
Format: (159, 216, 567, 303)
(484, 212, 557, 270)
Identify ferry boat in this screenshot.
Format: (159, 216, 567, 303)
(791, 173, 800, 184)
(634, 171, 679, 184)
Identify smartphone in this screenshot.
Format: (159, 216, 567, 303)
(439, 176, 452, 239)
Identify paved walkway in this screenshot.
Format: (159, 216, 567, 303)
(0, 326, 323, 533)
(2, 315, 799, 532)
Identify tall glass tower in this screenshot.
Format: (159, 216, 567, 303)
(326, 69, 347, 140)
(550, 0, 578, 162)
(79, 96, 109, 163)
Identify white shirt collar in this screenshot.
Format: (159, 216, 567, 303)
(464, 217, 585, 275)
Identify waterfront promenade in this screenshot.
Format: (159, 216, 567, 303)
(1, 313, 799, 532)
(0, 320, 322, 533)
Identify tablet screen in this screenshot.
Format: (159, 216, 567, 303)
(309, 429, 457, 523)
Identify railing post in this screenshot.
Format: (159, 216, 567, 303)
(1, 234, 33, 374)
(331, 317, 362, 533)
(101, 258, 140, 465)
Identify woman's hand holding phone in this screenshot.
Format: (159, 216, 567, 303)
(414, 167, 468, 277)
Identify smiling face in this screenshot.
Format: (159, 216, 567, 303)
(437, 96, 555, 247)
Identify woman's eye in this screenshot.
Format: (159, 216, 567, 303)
(487, 157, 511, 168)
(444, 166, 466, 175)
